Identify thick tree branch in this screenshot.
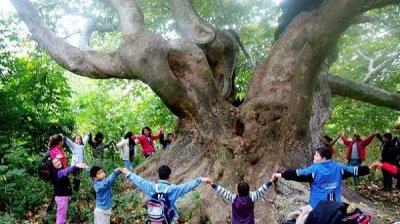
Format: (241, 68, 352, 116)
(80, 19, 119, 49)
(11, 0, 127, 78)
(101, 0, 145, 37)
(169, 0, 215, 44)
(361, 43, 400, 83)
(246, 0, 399, 137)
(329, 74, 400, 110)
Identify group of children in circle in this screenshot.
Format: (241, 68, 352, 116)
(45, 124, 400, 224)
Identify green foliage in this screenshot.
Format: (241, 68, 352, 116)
(68, 75, 176, 143)
(0, 46, 75, 152)
(113, 189, 147, 223)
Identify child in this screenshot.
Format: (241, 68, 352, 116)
(50, 157, 86, 224)
(88, 132, 114, 159)
(120, 165, 212, 223)
(63, 133, 90, 191)
(49, 134, 68, 168)
(376, 133, 397, 190)
(134, 126, 163, 158)
(116, 132, 135, 170)
(160, 132, 175, 150)
(323, 135, 339, 159)
(90, 166, 122, 224)
(272, 147, 370, 209)
(63, 133, 90, 166)
(210, 179, 273, 224)
(339, 132, 376, 185)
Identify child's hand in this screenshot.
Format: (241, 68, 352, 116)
(119, 168, 129, 174)
(271, 173, 281, 182)
(201, 177, 213, 185)
(76, 163, 87, 169)
(369, 161, 382, 170)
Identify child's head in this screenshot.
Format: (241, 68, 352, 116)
(142, 126, 152, 136)
(167, 133, 175, 142)
(237, 182, 250, 197)
(73, 135, 83, 145)
(158, 165, 171, 180)
(49, 134, 63, 149)
(94, 132, 103, 143)
(352, 134, 361, 142)
(314, 147, 332, 163)
(51, 157, 63, 169)
(90, 166, 105, 180)
(323, 135, 333, 143)
(382, 133, 392, 143)
(124, 131, 133, 139)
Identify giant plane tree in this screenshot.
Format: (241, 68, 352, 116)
(10, 0, 400, 223)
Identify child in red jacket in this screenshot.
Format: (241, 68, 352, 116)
(339, 132, 376, 185)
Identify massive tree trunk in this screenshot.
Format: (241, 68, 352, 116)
(11, 0, 400, 223)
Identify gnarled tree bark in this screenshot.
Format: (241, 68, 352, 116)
(11, 0, 400, 223)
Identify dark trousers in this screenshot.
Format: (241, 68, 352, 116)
(382, 168, 393, 189)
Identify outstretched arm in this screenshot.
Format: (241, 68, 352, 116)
(95, 169, 121, 191)
(361, 133, 377, 147)
(173, 177, 204, 198)
(123, 169, 155, 196)
(250, 181, 273, 202)
(341, 166, 370, 179)
(56, 166, 80, 179)
(64, 136, 79, 153)
(211, 183, 236, 203)
(280, 169, 314, 182)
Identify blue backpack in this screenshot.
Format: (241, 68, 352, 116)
(147, 184, 173, 224)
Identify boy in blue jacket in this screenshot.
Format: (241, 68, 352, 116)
(90, 166, 122, 224)
(272, 147, 370, 209)
(120, 165, 212, 223)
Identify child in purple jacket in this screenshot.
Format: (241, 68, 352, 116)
(50, 157, 86, 224)
(211, 179, 273, 224)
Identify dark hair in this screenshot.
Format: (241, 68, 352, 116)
(383, 133, 392, 141)
(158, 165, 171, 180)
(395, 123, 400, 130)
(352, 134, 361, 142)
(323, 135, 333, 142)
(142, 126, 152, 136)
(237, 182, 250, 197)
(124, 132, 133, 139)
(73, 135, 83, 145)
(316, 147, 332, 160)
(125, 131, 135, 145)
(90, 166, 102, 178)
(49, 134, 63, 149)
(167, 133, 174, 138)
(94, 132, 103, 143)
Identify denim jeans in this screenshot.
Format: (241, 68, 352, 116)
(349, 159, 362, 186)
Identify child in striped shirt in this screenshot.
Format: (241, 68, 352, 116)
(211, 179, 273, 224)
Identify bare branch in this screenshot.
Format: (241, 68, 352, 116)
(80, 19, 119, 49)
(217, 0, 255, 69)
(169, 0, 215, 44)
(11, 0, 127, 78)
(362, 43, 400, 83)
(101, 0, 145, 37)
(228, 29, 255, 69)
(329, 74, 400, 110)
